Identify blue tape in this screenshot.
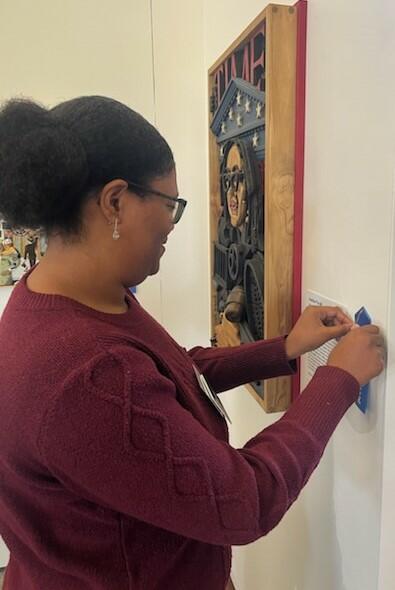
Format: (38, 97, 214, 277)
(354, 306, 372, 413)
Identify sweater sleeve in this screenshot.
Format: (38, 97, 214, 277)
(39, 346, 359, 546)
(187, 336, 297, 392)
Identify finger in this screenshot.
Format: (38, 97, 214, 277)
(366, 333, 385, 347)
(374, 335, 385, 347)
(319, 306, 352, 320)
(322, 323, 352, 339)
(376, 349, 386, 369)
(378, 347, 386, 360)
(319, 306, 353, 326)
(360, 324, 380, 335)
(323, 317, 353, 328)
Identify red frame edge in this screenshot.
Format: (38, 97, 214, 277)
(291, 0, 307, 401)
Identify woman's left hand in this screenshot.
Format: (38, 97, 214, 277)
(285, 306, 354, 360)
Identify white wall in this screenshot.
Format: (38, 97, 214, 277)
(0, 0, 163, 320)
(379, 168, 395, 590)
(301, 3, 395, 589)
(151, 0, 210, 347)
(377, 2, 395, 582)
(203, 1, 395, 590)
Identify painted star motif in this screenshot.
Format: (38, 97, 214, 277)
(245, 98, 251, 113)
(252, 131, 259, 148)
(236, 91, 242, 106)
(221, 121, 227, 134)
(256, 102, 263, 118)
(228, 107, 234, 121)
(236, 113, 243, 127)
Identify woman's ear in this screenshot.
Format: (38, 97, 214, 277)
(97, 179, 129, 224)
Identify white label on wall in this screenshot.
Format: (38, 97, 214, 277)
(305, 290, 349, 379)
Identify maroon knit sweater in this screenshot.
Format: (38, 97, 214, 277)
(0, 276, 359, 590)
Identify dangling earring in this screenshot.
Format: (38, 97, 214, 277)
(112, 218, 120, 240)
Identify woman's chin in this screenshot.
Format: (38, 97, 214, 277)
(148, 259, 161, 277)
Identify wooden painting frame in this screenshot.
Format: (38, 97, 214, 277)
(208, 2, 307, 412)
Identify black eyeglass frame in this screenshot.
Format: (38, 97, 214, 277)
(125, 180, 187, 224)
(221, 168, 245, 193)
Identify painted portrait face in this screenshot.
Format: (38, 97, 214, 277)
(223, 143, 247, 228)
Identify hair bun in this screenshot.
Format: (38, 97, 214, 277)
(0, 99, 89, 229)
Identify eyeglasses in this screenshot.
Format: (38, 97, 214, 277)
(125, 180, 187, 224)
(221, 169, 245, 192)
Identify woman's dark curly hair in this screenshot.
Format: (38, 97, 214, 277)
(0, 96, 175, 235)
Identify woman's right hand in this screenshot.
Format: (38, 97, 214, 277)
(327, 325, 385, 385)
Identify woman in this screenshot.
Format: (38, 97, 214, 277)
(0, 96, 385, 590)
